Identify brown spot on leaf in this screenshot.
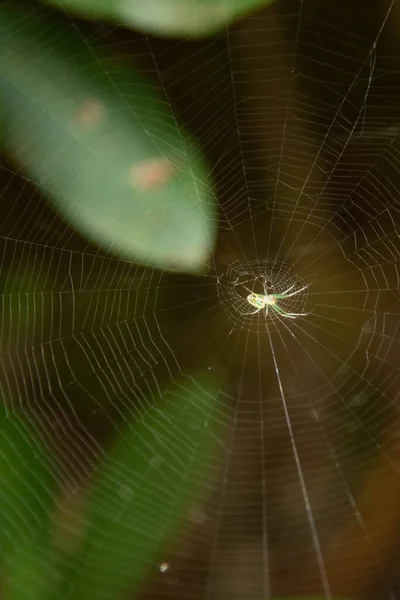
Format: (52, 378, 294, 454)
(74, 98, 106, 130)
(128, 158, 176, 191)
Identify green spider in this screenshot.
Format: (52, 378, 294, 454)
(242, 281, 308, 319)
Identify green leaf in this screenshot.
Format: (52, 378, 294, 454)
(0, 3, 217, 273)
(4, 545, 56, 600)
(39, 0, 276, 38)
(68, 374, 224, 600)
(0, 402, 58, 599)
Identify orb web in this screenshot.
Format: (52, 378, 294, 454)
(1, 1, 400, 599)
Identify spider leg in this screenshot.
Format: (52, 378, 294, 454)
(274, 284, 308, 299)
(241, 285, 256, 295)
(282, 284, 308, 298)
(270, 304, 308, 319)
(275, 284, 295, 296)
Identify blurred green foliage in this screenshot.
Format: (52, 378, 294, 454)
(0, 403, 58, 600)
(39, 0, 276, 38)
(67, 375, 223, 599)
(0, 375, 224, 600)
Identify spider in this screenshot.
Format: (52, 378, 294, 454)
(241, 280, 308, 319)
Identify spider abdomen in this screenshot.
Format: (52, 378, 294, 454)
(247, 293, 277, 308)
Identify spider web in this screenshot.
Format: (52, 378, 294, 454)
(1, 0, 400, 599)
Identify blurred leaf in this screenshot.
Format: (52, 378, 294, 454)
(40, 0, 276, 38)
(4, 545, 56, 600)
(0, 402, 58, 599)
(68, 373, 224, 600)
(0, 404, 55, 557)
(0, 3, 217, 273)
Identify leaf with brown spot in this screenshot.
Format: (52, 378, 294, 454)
(0, 3, 217, 273)
(128, 158, 176, 191)
(74, 98, 106, 131)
